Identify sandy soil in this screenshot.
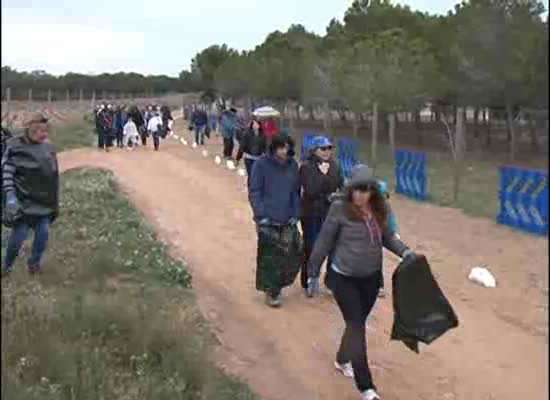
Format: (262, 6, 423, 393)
(58, 122, 548, 400)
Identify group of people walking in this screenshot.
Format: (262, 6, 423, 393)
(94, 103, 173, 152)
(1, 104, 419, 400)
(187, 105, 247, 160)
(225, 111, 417, 400)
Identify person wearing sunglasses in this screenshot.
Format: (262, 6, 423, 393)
(307, 164, 417, 400)
(299, 135, 343, 295)
(2, 113, 59, 277)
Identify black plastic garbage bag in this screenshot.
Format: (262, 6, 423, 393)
(256, 223, 303, 293)
(391, 254, 459, 353)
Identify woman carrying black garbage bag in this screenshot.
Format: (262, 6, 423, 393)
(307, 164, 418, 400)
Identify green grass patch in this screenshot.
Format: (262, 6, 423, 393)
(1, 168, 257, 400)
(49, 117, 96, 151)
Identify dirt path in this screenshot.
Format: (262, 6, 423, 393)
(59, 124, 548, 400)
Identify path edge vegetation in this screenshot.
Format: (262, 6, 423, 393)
(1, 167, 258, 400)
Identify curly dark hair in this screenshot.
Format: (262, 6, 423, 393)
(248, 119, 264, 135)
(344, 182, 388, 229)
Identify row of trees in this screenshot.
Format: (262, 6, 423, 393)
(1, 67, 189, 101)
(181, 0, 548, 161)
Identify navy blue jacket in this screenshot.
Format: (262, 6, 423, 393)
(192, 110, 207, 127)
(248, 154, 300, 224)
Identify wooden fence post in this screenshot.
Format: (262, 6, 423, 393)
(28, 88, 33, 103)
(47, 89, 52, 103)
(453, 107, 465, 202)
(371, 102, 379, 163)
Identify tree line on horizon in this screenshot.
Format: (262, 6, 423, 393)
(2, 0, 548, 159)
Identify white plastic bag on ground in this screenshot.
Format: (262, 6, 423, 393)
(237, 168, 246, 177)
(192, 142, 197, 148)
(468, 267, 496, 288)
(226, 160, 236, 170)
(202, 150, 208, 157)
(215, 155, 222, 165)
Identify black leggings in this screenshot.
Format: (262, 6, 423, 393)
(223, 137, 234, 158)
(328, 269, 382, 393)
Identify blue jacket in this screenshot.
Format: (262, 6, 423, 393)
(220, 111, 237, 139)
(249, 154, 301, 224)
(112, 111, 122, 132)
(192, 111, 207, 127)
(387, 204, 398, 233)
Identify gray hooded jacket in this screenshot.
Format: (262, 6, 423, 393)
(308, 165, 409, 279)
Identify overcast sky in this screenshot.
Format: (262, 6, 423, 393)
(2, 0, 548, 77)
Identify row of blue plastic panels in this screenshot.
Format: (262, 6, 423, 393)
(394, 149, 428, 201)
(497, 165, 548, 235)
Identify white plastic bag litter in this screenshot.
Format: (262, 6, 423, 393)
(215, 155, 222, 165)
(202, 150, 208, 157)
(226, 160, 236, 170)
(468, 267, 496, 288)
(237, 168, 246, 177)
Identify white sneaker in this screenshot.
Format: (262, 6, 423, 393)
(360, 389, 380, 400)
(334, 361, 354, 378)
(265, 293, 282, 308)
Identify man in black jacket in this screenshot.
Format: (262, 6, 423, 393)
(299, 136, 344, 292)
(2, 113, 59, 276)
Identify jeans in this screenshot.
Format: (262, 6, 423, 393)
(194, 124, 206, 145)
(223, 136, 234, 159)
(244, 158, 256, 187)
(3, 216, 50, 271)
(329, 269, 382, 393)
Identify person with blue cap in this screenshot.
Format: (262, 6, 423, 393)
(299, 135, 344, 294)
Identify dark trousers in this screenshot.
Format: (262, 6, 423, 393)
(98, 129, 113, 149)
(97, 129, 105, 148)
(139, 126, 148, 146)
(223, 136, 234, 159)
(329, 270, 381, 393)
(301, 215, 332, 289)
(194, 124, 205, 145)
(153, 131, 161, 150)
(115, 129, 124, 147)
(244, 158, 256, 187)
